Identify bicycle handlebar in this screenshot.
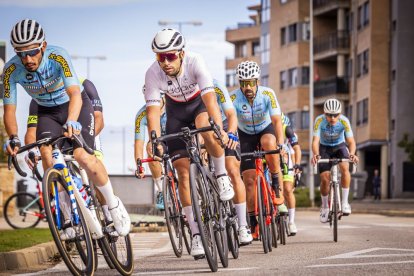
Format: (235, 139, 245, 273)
(28, 151, 43, 181)
(240, 149, 280, 158)
(313, 158, 356, 174)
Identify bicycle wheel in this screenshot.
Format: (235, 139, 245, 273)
(213, 193, 228, 268)
(333, 184, 338, 242)
(189, 163, 218, 272)
(271, 215, 278, 248)
(163, 175, 183, 257)
(278, 215, 286, 245)
(256, 177, 269, 254)
(265, 189, 273, 252)
(226, 201, 239, 259)
(4, 192, 42, 229)
(42, 168, 95, 276)
(284, 215, 291, 238)
(182, 217, 192, 255)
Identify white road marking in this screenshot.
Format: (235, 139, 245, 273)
(307, 260, 414, 268)
(322, 247, 414, 260)
(133, 267, 259, 275)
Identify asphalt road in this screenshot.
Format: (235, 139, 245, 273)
(26, 211, 414, 275)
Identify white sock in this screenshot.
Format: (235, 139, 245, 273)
(58, 191, 71, 221)
(342, 188, 349, 205)
(234, 202, 248, 228)
(96, 180, 118, 209)
(183, 206, 199, 236)
(211, 155, 227, 176)
(288, 208, 295, 223)
(102, 205, 113, 221)
(154, 177, 163, 193)
(321, 195, 329, 208)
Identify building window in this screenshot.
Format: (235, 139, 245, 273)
(287, 112, 296, 128)
(300, 22, 310, 41)
(261, 75, 269, 87)
(288, 23, 297, 43)
(357, 49, 369, 78)
(358, 1, 370, 30)
(357, 98, 369, 125)
(345, 104, 353, 123)
(280, 71, 287, 90)
(300, 67, 309, 85)
(281, 27, 286, 46)
(261, 33, 270, 64)
(392, 70, 396, 82)
(261, 0, 271, 23)
(252, 41, 260, 56)
(346, 58, 353, 78)
(225, 69, 236, 87)
(288, 68, 298, 87)
(301, 111, 309, 129)
(346, 11, 353, 31)
(235, 43, 246, 58)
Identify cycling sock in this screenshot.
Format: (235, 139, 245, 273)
(321, 195, 329, 208)
(342, 188, 350, 205)
(58, 191, 72, 220)
(248, 212, 257, 228)
(288, 208, 295, 223)
(211, 155, 226, 176)
(96, 181, 118, 209)
(271, 173, 279, 194)
(234, 202, 248, 227)
(154, 177, 163, 193)
(183, 206, 199, 235)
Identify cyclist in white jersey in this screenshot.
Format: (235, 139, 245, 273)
(144, 29, 234, 257)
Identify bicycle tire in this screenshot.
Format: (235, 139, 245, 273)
(278, 215, 286, 245)
(182, 217, 192, 255)
(226, 201, 239, 259)
(265, 189, 273, 252)
(213, 194, 229, 267)
(256, 176, 269, 254)
(42, 168, 95, 276)
(333, 184, 338, 242)
(163, 175, 183, 257)
(271, 215, 278, 248)
(4, 192, 42, 229)
(189, 163, 218, 272)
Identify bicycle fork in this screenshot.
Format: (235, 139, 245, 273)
(329, 166, 342, 221)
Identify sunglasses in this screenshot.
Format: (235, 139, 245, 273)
(240, 80, 257, 88)
(326, 113, 339, 118)
(15, 43, 43, 58)
(156, 52, 180, 63)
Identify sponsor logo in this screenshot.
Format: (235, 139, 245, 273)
(167, 80, 173, 85)
(201, 86, 214, 94)
(242, 104, 247, 110)
(230, 94, 236, 102)
(263, 90, 277, 109)
(26, 73, 33, 80)
(3, 64, 16, 98)
(339, 118, 351, 133)
(135, 110, 147, 133)
(214, 87, 226, 103)
(48, 53, 72, 77)
(89, 113, 95, 136)
(27, 115, 38, 125)
(314, 117, 323, 132)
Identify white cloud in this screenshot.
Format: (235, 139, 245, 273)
(0, 0, 153, 7)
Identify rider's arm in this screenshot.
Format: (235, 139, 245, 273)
(312, 136, 320, 156)
(66, 85, 82, 122)
(2, 63, 18, 137)
(25, 127, 36, 145)
(134, 140, 145, 162)
(293, 144, 302, 165)
(265, 89, 283, 145)
(202, 92, 223, 130)
(224, 108, 237, 133)
(346, 136, 356, 156)
(83, 79, 104, 135)
(134, 107, 148, 160)
(94, 111, 104, 135)
(3, 104, 18, 137)
(270, 115, 284, 146)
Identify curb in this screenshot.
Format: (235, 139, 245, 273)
(0, 241, 58, 272)
(131, 226, 168, 233)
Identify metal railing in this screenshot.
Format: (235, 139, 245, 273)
(313, 0, 349, 10)
(313, 30, 350, 55)
(314, 76, 349, 97)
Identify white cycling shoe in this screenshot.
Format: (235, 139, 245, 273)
(320, 207, 329, 223)
(191, 234, 205, 257)
(288, 222, 297, 235)
(216, 175, 234, 201)
(342, 203, 352, 215)
(238, 226, 253, 245)
(109, 197, 131, 236)
(60, 224, 76, 241)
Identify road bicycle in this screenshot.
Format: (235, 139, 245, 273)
(315, 158, 355, 242)
(8, 134, 134, 275)
(151, 120, 225, 272)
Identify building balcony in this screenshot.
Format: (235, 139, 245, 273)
(226, 24, 261, 44)
(313, 0, 350, 16)
(225, 56, 260, 71)
(313, 31, 350, 61)
(314, 76, 349, 99)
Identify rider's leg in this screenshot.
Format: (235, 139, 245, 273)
(226, 156, 246, 223)
(146, 141, 163, 192)
(320, 172, 330, 207)
(283, 180, 295, 221)
(242, 169, 257, 228)
(339, 162, 350, 203)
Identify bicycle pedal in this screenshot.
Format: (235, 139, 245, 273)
(342, 213, 350, 217)
(289, 233, 296, 237)
(194, 254, 205, 260)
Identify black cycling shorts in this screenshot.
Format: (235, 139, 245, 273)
(36, 92, 95, 150)
(165, 95, 207, 162)
(239, 124, 275, 172)
(318, 143, 350, 173)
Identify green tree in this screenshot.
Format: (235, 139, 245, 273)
(398, 133, 414, 164)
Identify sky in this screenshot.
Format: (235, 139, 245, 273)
(0, 0, 259, 174)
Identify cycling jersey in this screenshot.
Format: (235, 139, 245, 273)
(213, 79, 234, 121)
(313, 114, 353, 146)
(27, 78, 102, 128)
(230, 86, 281, 135)
(134, 105, 167, 141)
(2, 45, 79, 107)
(144, 51, 215, 106)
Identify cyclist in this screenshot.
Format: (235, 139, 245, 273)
(311, 98, 359, 223)
(144, 28, 233, 257)
(230, 61, 287, 240)
(280, 113, 302, 235)
(2, 19, 130, 237)
(134, 89, 167, 210)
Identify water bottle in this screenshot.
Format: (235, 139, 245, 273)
(72, 175, 90, 205)
(52, 148, 65, 169)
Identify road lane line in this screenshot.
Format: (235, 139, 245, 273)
(307, 260, 414, 268)
(133, 267, 259, 275)
(323, 247, 414, 259)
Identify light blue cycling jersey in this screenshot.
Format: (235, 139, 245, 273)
(313, 114, 353, 146)
(213, 79, 234, 121)
(2, 45, 79, 107)
(135, 105, 167, 141)
(230, 86, 281, 135)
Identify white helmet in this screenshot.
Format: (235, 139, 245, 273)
(11, 19, 45, 48)
(324, 98, 342, 114)
(152, 28, 185, 53)
(236, 61, 260, 80)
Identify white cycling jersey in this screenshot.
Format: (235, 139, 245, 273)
(144, 51, 215, 106)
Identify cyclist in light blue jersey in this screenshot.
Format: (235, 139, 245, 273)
(311, 98, 359, 223)
(2, 19, 130, 237)
(230, 61, 287, 239)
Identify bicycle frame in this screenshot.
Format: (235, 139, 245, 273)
(329, 163, 342, 218)
(254, 158, 273, 226)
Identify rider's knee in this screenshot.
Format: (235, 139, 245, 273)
(74, 149, 94, 166)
